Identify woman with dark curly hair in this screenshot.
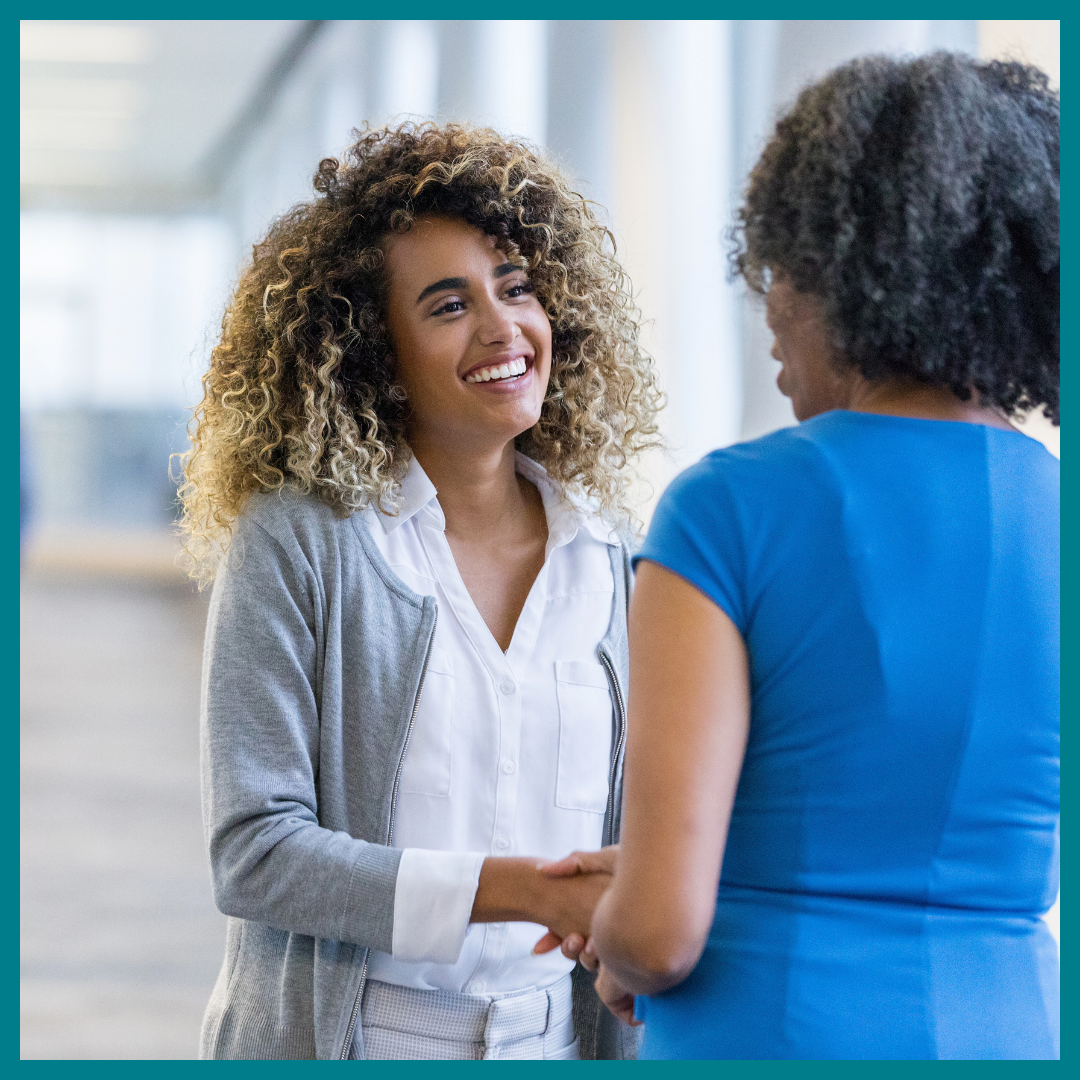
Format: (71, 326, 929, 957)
(581, 52, 1059, 1058)
(182, 122, 660, 1059)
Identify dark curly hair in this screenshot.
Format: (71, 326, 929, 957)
(179, 122, 661, 582)
(733, 51, 1059, 422)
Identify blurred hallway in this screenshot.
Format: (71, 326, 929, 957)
(20, 568, 223, 1059)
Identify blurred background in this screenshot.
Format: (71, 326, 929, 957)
(20, 19, 1060, 1059)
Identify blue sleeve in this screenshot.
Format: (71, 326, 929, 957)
(634, 456, 748, 635)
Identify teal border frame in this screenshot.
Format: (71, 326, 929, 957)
(14, 6, 1064, 1071)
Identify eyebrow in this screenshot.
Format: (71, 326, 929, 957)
(416, 276, 466, 304)
(415, 263, 525, 305)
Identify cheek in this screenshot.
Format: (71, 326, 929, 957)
(529, 313, 554, 375)
(772, 332, 796, 375)
(393, 327, 457, 393)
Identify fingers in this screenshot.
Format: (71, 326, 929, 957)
(531, 930, 563, 955)
(595, 967, 642, 1027)
(535, 930, 593, 965)
(569, 847, 618, 876)
(538, 845, 620, 878)
(589, 845, 619, 875)
(542, 872, 612, 945)
(579, 938, 599, 973)
(538, 853, 586, 878)
(559, 932, 586, 961)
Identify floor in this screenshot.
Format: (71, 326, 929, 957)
(20, 569, 226, 1059)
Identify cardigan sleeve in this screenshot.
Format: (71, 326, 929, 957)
(200, 513, 401, 952)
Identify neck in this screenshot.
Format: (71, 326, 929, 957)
(407, 432, 530, 540)
(842, 377, 1015, 432)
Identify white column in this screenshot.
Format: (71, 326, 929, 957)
(373, 21, 439, 123)
(318, 21, 367, 160)
(546, 21, 615, 225)
(443, 21, 548, 145)
(612, 21, 740, 512)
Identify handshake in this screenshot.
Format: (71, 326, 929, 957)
(526, 845, 640, 1026)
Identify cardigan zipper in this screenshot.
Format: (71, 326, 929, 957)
(389, 609, 437, 848)
(339, 952, 368, 1060)
(340, 608, 438, 1060)
(599, 648, 626, 847)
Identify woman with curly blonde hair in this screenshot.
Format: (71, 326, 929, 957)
(185, 122, 660, 1060)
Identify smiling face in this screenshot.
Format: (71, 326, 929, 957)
(765, 274, 856, 421)
(383, 216, 553, 457)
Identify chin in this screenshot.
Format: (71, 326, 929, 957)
(473, 408, 542, 448)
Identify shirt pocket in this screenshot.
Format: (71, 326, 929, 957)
(400, 649, 455, 798)
(555, 660, 614, 814)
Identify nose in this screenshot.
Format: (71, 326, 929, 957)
(476, 294, 517, 346)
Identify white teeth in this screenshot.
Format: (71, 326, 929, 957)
(466, 359, 530, 384)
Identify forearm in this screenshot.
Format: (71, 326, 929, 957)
(209, 815, 401, 951)
(471, 856, 611, 942)
(589, 563, 751, 999)
(471, 857, 548, 923)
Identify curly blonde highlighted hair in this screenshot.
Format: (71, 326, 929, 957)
(178, 122, 662, 583)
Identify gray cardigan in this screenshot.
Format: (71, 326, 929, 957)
(198, 487, 638, 1060)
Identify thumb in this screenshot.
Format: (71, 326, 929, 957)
(538, 852, 587, 878)
(532, 930, 563, 955)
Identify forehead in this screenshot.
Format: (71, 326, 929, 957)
(384, 217, 501, 277)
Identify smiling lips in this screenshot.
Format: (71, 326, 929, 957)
(465, 357, 529, 384)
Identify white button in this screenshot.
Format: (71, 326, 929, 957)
(499, 680, 516, 695)
(469, 982, 486, 994)
(495, 835, 510, 850)
(501, 759, 516, 774)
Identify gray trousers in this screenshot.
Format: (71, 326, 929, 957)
(352, 974, 578, 1060)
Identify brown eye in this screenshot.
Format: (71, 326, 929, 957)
(433, 299, 465, 315)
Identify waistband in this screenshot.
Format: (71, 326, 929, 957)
(357, 973, 576, 1060)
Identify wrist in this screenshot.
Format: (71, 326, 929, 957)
(471, 857, 548, 925)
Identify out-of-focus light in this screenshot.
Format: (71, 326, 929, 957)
(21, 76, 142, 112)
(19, 153, 118, 185)
(382, 21, 439, 119)
(978, 20, 1059, 88)
(20, 21, 154, 64)
(21, 110, 132, 151)
(20, 78, 142, 151)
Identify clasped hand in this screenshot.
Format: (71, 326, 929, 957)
(532, 845, 640, 1027)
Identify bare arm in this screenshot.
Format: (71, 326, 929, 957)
(470, 857, 611, 942)
(590, 561, 751, 996)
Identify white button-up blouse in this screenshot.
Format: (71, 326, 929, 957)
(363, 453, 618, 994)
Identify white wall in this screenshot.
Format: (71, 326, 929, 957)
(20, 211, 232, 411)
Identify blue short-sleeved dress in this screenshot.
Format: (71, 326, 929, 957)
(634, 411, 1059, 1060)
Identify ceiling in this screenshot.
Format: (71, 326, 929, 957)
(20, 20, 308, 212)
